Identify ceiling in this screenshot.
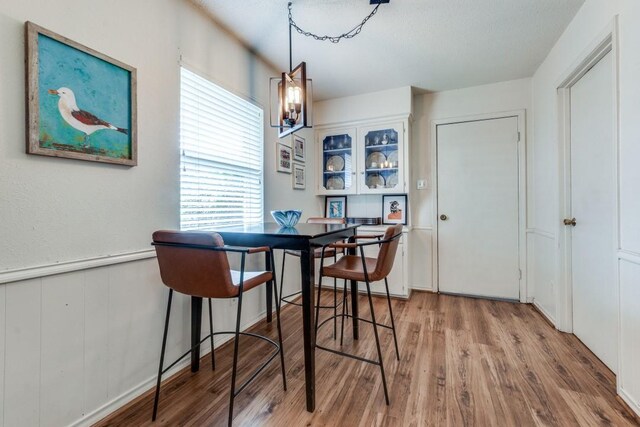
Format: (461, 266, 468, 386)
(194, 0, 584, 101)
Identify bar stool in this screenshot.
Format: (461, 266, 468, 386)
(151, 230, 286, 427)
(314, 224, 403, 405)
(279, 217, 346, 338)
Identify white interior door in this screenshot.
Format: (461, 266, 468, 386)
(569, 51, 617, 372)
(437, 117, 520, 300)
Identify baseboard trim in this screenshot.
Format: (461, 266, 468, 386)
(532, 299, 557, 328)
(0, 249, 156, 284)
(70, 308, 268, 427)
(618, 388, 640, 420)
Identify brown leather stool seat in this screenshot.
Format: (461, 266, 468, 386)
(151, 230, 286, 427)
(279, 217, 347, 339)
(314, 224, 403, 406)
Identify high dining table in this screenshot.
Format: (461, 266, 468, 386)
(188, 222, 360, 412)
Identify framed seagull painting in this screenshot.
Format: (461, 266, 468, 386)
(26, 22, 137, 166)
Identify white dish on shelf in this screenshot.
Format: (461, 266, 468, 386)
(366, 151, 386, 169)
(326, 155, 345, 172)
(326, 176, 345, 190)
(387, 150, 399, 167)
(386, 171, 398, 187)
(366, 173, 385, 188)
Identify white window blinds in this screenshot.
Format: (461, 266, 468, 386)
(180, 67, 264, 230)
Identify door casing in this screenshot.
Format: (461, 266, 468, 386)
(556, 19, 620, 371)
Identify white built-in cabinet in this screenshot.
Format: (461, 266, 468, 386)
(316, 119, 408, 195)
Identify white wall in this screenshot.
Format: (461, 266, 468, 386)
(530, 0, 640, 414)
(0, 0, 319, 425)
(411, 78, 533, 291)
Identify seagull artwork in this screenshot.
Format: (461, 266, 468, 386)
(48, 87, 128, 147)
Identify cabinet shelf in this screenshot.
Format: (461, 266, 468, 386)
(323, 170, 347, 174)
(365, 143, 398, 150)
(365, 167, 398, 172)
(323, 147, 352, 154)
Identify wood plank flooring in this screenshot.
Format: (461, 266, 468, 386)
(95, 292, 640, 426)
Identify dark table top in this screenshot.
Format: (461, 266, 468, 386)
(212, 222, 359, 250)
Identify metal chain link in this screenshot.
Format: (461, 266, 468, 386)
(288, 1, 381, 44)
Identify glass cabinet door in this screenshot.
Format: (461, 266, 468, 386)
(318, 128, 356, 194)
(359, 123, 404, 194)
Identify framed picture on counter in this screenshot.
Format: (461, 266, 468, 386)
(325, 196, 347, 219)
(382, 194, 407, 225)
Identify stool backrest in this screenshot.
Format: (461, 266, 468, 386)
(373, 224, 403, 280)
(307, 217, 346, 225)
(152, 230, 236, 299)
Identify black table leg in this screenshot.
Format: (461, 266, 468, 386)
(265, 252, 273, 323)
(300, 247, 316, 412)
(191, 296, 203, 372)
(348, 233, 359, 340)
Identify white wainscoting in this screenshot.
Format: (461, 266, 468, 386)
(618, 251, 640, 415)
(0, 253, 270, 427)
(527, 229, 557, 326)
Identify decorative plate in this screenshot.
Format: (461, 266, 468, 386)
(366, 173, 385, 188)
(386, 171, 398, 187)
(326, 155, 345, 172)
(387, 150, 399, 167)
(326, 176, 345, 190)
(366, 151, 386, 169)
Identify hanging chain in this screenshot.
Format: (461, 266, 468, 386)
(288, 1, 381, 44)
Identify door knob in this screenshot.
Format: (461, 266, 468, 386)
(440, 214, 448, 221)
(563, 218, 577, 226)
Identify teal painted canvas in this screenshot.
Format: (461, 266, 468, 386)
(27, 22, 137, 165)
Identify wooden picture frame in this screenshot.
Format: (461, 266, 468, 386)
(276, 142, 292, 173)
(293, 134, 306, 163)
(325, 196, 347, 219)
(293, 163, 306, 190)
(382, 194, 408, 225)
(25, 22, 137, 166)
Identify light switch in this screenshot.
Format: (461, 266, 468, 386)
(417, 179, 427, 190)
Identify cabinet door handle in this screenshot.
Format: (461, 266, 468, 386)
(440, 214, 448, 221)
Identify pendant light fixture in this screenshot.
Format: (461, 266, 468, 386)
(270, 1, 389, 139)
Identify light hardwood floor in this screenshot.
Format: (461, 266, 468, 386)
(95, 291, 640, 426)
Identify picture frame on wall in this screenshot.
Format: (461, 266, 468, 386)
(293, 163, 306, 190)
(382, 194, 408, 225)
(25, 22, 137, 166)
(276, 142, 292, 173)
(325, 196, 347, 219)
(293, 134, 306, 163)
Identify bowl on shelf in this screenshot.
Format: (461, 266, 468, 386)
(271, 210, 302, 228)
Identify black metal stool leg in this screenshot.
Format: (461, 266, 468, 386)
(384, 277, 400, 361)
(365, 279, 390, 405)
(208, 298, 215, 369)
(333, 253, 338, 339)
(271, 250, 287, 391)
(340, 279, 347, 346)
(152, 288, 173, 421)
(279, 251, 287, 307)
(228, 289, 243, 427)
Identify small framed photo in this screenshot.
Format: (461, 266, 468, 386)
(382, 194, 408, 225)
(293, 134, 306, 163)
(325, 196, 347, 219)
(276, 142, 292, 173)
(293, 163, 306, 190)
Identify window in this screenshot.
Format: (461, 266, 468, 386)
(180, 67, 264, 230)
